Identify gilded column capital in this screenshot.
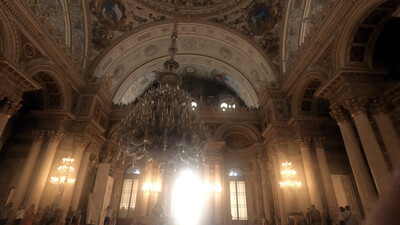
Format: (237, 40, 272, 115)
(343, 97, 368, 115)
(313, 137, 325, 149)
(74, 136, 89, 149)
(295, 137, 311, 150)
(0, 100, 22, 117)
(370, 98, 388, 115)
(329, 108, 351, 123)
(47, 130, 65, 142)
(32, 130, 46, 142)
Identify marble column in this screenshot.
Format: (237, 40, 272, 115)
(0, 100, 21, 138)
(372, 100, 400, 169)
(215, 163, 223, 225)
(330, 108, 377, 216)
(344, 97, 391, 194)
(26, 131, 64, 209)
(314, 137, 339, 222)
(70, 149, 92, 210)
(12, 130, 45, 209)
(257, 149, 273, 223)
(59, 137, 89, 211)
(296, 137, 323, 211)
(268, 149, 287, 225)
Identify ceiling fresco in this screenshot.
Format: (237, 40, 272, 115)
(93, 23, 275, 107)
(89, 0, 166, 54)
(23, 0, 87, 67)
(211, 0, 283, 65)
(284, 0, 338, 70)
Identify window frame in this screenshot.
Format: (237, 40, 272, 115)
(118, 167, 141, 218)
(228, 168, 248, 221)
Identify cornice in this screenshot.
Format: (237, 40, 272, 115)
(315, 69, 388, 104)
(282, 1, 356, 92)
(0, 59, 41, 91)
(0, 0, 85, 88)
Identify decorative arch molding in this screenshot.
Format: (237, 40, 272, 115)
(0, 5, 19, 63)
(90, 21, 279, 107)
(335, 0, 398, 70)
(25, 62, 73, 111)
(214, 123, 262, 146)
(291, 71, 326, 117)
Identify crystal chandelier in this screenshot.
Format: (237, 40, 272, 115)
(50, 157, 76, 185)
(116, 16, 209, 168)
(279, 162, 301, 189)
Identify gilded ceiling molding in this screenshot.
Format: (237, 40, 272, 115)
(283, 0, 356, 91)
(0, 5, 19, 64)
(0, 0, 85, 88)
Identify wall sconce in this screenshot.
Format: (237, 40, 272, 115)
(142, 182, 161, 192)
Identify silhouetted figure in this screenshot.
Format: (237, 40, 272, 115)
(310, 205, 321, 225)
(343, 206, 357, 225)
(20, 204, 35, 225)
(0, 203, 13, 225)
(14, 207, 25, 225)
(104, 206, 112, 225)
(339, 207, 345, 225)
(65, 207, 73, 225)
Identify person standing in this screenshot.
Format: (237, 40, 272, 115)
(0, 203, 13, 225)
(339, 207, 345, 225)
(310, 205, 322, 225)
(14, 207, 25, 225)
(343, 206, 357, 225)
(20, 204, 35, 225)
(104, 206, 112, 225)
(65, 207, 73, 225)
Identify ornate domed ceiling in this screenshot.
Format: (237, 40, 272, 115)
(20, 0, 340, 106)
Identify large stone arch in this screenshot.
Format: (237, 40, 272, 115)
(335, 0, 399, 70)
(0, 6, 19, 63)
(90, 20, 279, 107)
(26, 62, 73, 111)
(214, 123, 262, 148)
(291, 70, 327, 117)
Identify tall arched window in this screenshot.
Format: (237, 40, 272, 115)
(118, 166, 141, 218)
(229, 168, 247, 221)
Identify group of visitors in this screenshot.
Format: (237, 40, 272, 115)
(339, 206, 357, 225)
(290, 205, 327, 225)
(289, 204, 358, 225)
(0, 203, 35, 225)
(0, 203, 81, 225)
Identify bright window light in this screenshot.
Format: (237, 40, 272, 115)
(191, 101, 197, 110)
(172, 169, 203, 225)
(221, 103, 228, 111)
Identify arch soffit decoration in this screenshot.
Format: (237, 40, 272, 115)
(25, 63, 73, 111)
(0, 6, 19, 63)
(214, 123, 262, 145)
(291, 71, 326, 117)
(335, 0, 397, 71)
(92, 21, 279, 107)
